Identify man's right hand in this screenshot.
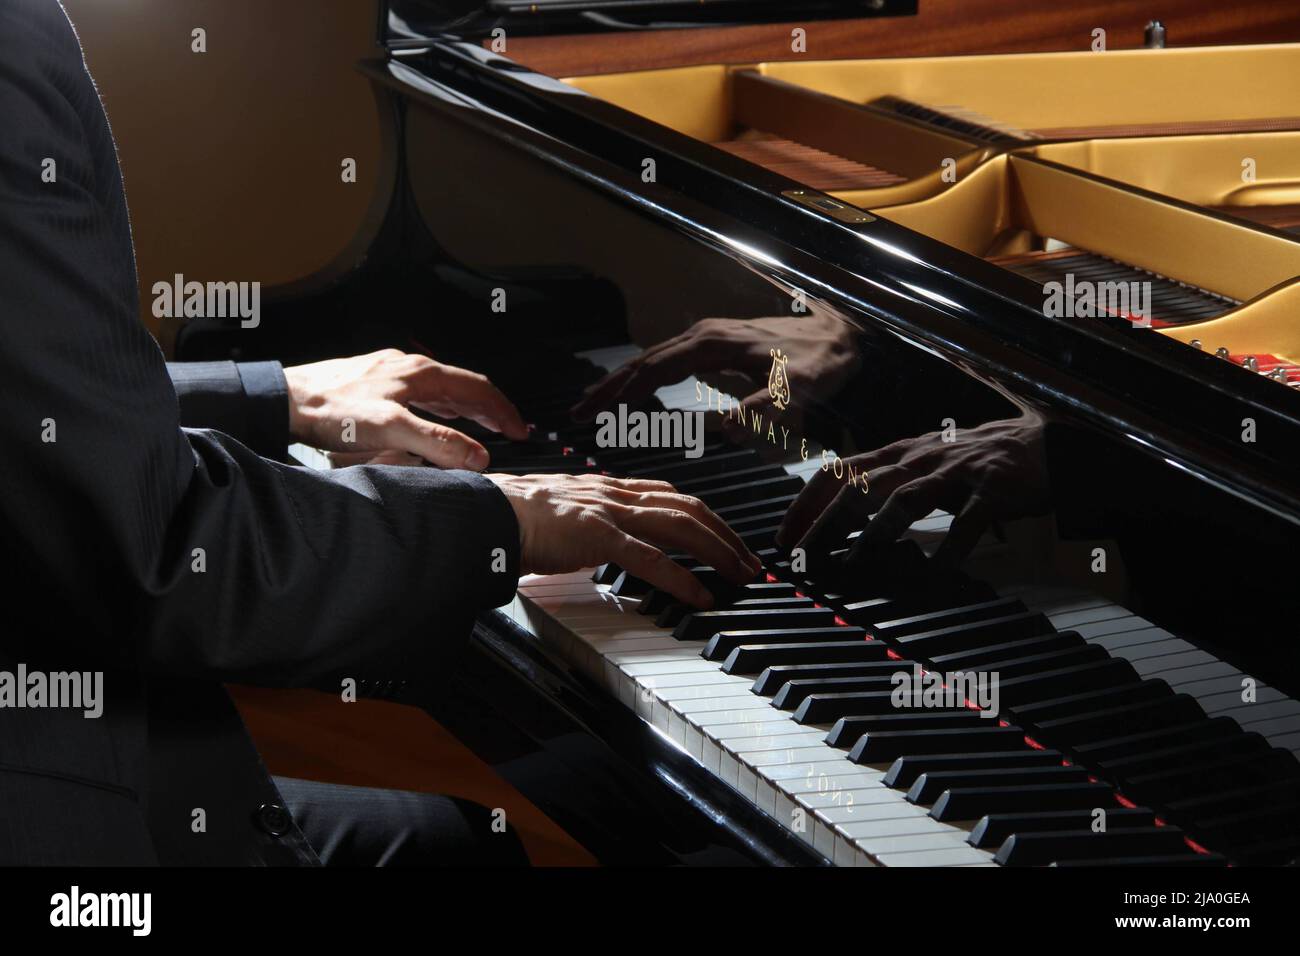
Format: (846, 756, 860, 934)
(487, 474, 762, 609)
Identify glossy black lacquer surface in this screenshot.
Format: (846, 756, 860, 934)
(370, 41, 1300, 520)
(382, 0, 915, 42)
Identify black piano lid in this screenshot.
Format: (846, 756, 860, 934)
(381, 0, 916, 42)
(369, 40, 1300, 527)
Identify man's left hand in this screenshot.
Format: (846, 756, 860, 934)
(284, 349, 529, 471)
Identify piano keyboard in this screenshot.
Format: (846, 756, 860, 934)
(488, 344, 1300, 866)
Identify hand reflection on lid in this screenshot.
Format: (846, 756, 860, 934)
(777, 412, 1052, 573)
(569, 313, 862, 425)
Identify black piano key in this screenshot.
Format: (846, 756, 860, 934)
(610, 569, 651, 597)
(932, 782, 1118, 822)
(1123, 748, 1300, 807)
(872, 597, 1028, 640)
(968, 807, 1156, 849)
(835, 594, 955, 627)
(1193, 804, 1300, 847)
(847, 726, 1027, 763)
(794, 688, 926, 719)
(639, 566, 766, 614)
(673, 606, 836, 643)
(823, 711, 985, 744)
(883, 749, 1066, 790)
(1099, 731, 1270, 778)
(928, 632, 1086, 672)
(893, 612, 1054, 658)
(722, 640, 889, 676)
(1006, 679, 1172, 728)
(665, 594, 810, 628)
(638, 588, 678, 617)
(656, 605, 692, 628)
(1072, 716, 1239, 765)
(751, 660, 920, 697)
(1034, 693, 1206, 747)
(725, 582, 799, 603)
(908, 765, 1090, 805)
(592, 563, 621, 585)
(726, 596, 816, 610)
(771, 673, 904, 710)
(1166, 778, 1300, 827)
(994, 826, 1192, 866)
(703, 626, 864, 662)
(996, 659, 1139, 708)
(952, 645, 1107, 682)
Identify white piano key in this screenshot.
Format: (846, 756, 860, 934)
(688, 711, 795, 733)
(726, 735, 833, 758)
(622, 659, 724, 678)
(1236, 713, 1300, 739)
(606, 648, 705, 665)
(1079, 621, 1172, 644)
(798, 787, 903, 810)
(854, 830, 973, 856)
(1048, 604, 1135, 629)
(1270, 731, 1300, 753)
(747, 745, 841, 768)
(1110, 638, 1197, 662)
(672, 693, 768, 714)
(1218, 697, 1300, 722)
(807, 797, 932, 825)
(656, 682, 755, 701)
(1161, 662, 1242, 686)
(875, 845, 996, 867)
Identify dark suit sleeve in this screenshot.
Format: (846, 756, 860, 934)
(0, 0, 520, 685)
(166, 361, 290, 460)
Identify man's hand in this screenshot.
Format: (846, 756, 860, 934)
(487, 473, 763, 608)
(284, 350, 528, 471)
(777, 414, 1051, 569)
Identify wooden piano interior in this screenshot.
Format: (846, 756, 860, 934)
(566, 45, 1300, 379)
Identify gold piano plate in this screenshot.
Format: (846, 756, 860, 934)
(563, 44, 1300, 379)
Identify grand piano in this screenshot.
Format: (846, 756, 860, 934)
(174, 1, 1300, 866)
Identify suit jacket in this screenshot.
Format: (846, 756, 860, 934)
(0, 0, 521, 865)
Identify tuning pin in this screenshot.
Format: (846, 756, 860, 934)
(1189, 339, 1203, 350)
(1215, 347, 1231, 359)
(1269, 368, 1289, 382)
(1243, 355, 1260, 372)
